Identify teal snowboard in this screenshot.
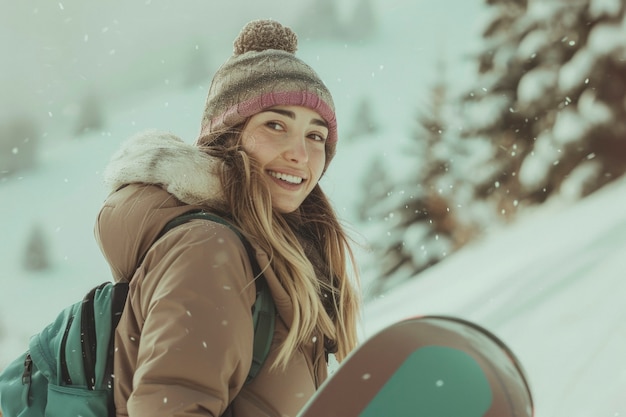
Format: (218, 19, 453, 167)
(297, 316, 534, 417)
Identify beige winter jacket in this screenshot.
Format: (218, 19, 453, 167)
(94, 131, 328, 417)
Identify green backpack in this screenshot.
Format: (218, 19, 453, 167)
(0, 212, 276, 417)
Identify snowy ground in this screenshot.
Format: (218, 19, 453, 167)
(2, 1, 625, 415)
(363, 177, 626, 416)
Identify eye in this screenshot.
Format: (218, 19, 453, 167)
(309, 133, 326, 143)
(266, 121, 284, 131)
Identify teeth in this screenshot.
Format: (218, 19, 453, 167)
(269, 171, 303, 184)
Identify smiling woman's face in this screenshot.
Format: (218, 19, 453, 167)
(240, 105, 328, 213)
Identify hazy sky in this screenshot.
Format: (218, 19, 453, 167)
(1, 1, 301, 126)
(1, 0, 484, 139)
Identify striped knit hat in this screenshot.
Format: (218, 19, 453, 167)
(198, 19, 337, 164)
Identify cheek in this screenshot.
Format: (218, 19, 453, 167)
(241, 132, 257, 154)
(311, 148, 327, 180)
(241, 133, 270, 164)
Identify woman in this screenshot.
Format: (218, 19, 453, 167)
(95, 20, 360, 417)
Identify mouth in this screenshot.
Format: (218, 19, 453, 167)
(268, 170, 304, 185)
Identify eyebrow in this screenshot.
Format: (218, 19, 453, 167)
(266, 108, 328, 128)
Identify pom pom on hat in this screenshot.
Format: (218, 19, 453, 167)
(233, 20, 298, 55)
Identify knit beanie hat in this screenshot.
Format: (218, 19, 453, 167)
(198, 19, 338, 165)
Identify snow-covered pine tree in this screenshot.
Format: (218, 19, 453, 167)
(461, 0, 626, 216)
(22, 223, 51, 272)
(345, 0, 378, 42)
(74, 91, 105, 136)
(182, 40, 212, 89)
(0, 117, 39, 178)
(458, 0, 534, 219)
(365, 60, 478, 297)
(517, 0, 626, 200)
(348, 96, 379, 141)
(355, 155, 393, 224)
(294, 0, 343, 40)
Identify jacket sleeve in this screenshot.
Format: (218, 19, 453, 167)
(126, 221, 258, 416)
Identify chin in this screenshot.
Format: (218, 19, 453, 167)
(273, 201, 302, 214)
(274, 206, 298, 214)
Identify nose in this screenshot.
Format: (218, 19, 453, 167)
(283, 135, 309, 163)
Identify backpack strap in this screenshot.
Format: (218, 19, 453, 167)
(156, 211, 276, 383)
(80, 282, 109, 390)
(105, 282, 129, 416)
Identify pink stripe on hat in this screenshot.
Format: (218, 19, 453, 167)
(209, 91, 337, 143)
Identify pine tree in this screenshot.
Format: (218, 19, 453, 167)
(294, 0, 343, 40)
(367, 60, 478, 296)
(23, 223, 51, 272)
(0, 117, 39, 177)
(182, 41, 211, 89)
(75, 91, 105, 136)
(461, 0, 626, 217)
(459, 0, 534, 218)
(523, 0, 626, 199)
(345, 0, 378, 41)
(348, 96, 379, 141)
(355, 155, 391, 223)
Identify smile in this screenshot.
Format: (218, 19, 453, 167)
(268, 170, 304, 184)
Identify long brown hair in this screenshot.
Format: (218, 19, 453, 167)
(198, 128, 360, 368)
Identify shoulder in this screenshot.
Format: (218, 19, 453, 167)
(149, 215, 256, 284)
(136, 216, 258, 310)
(163, 214, 244, 246)
(157, 216, 250, 266)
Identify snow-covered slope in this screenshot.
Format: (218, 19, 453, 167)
(363, 177, 626, 416)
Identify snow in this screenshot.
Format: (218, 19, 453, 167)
(2, 1, 625, 416)
(560, 6, 626, 93)
(519, 130, 560, 190)
(559, 48, 595, 92)
(552, 107, 588, 145)
(517, 28, 550, 60)
(363, 176, 626, 416)
(462, 93, 510, 130)
(590, 0, 623, 18)
(518, 67, 557, 106)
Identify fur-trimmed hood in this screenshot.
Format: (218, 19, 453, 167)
(96, 130, 227, 282)
(103, 129, 224, 206)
